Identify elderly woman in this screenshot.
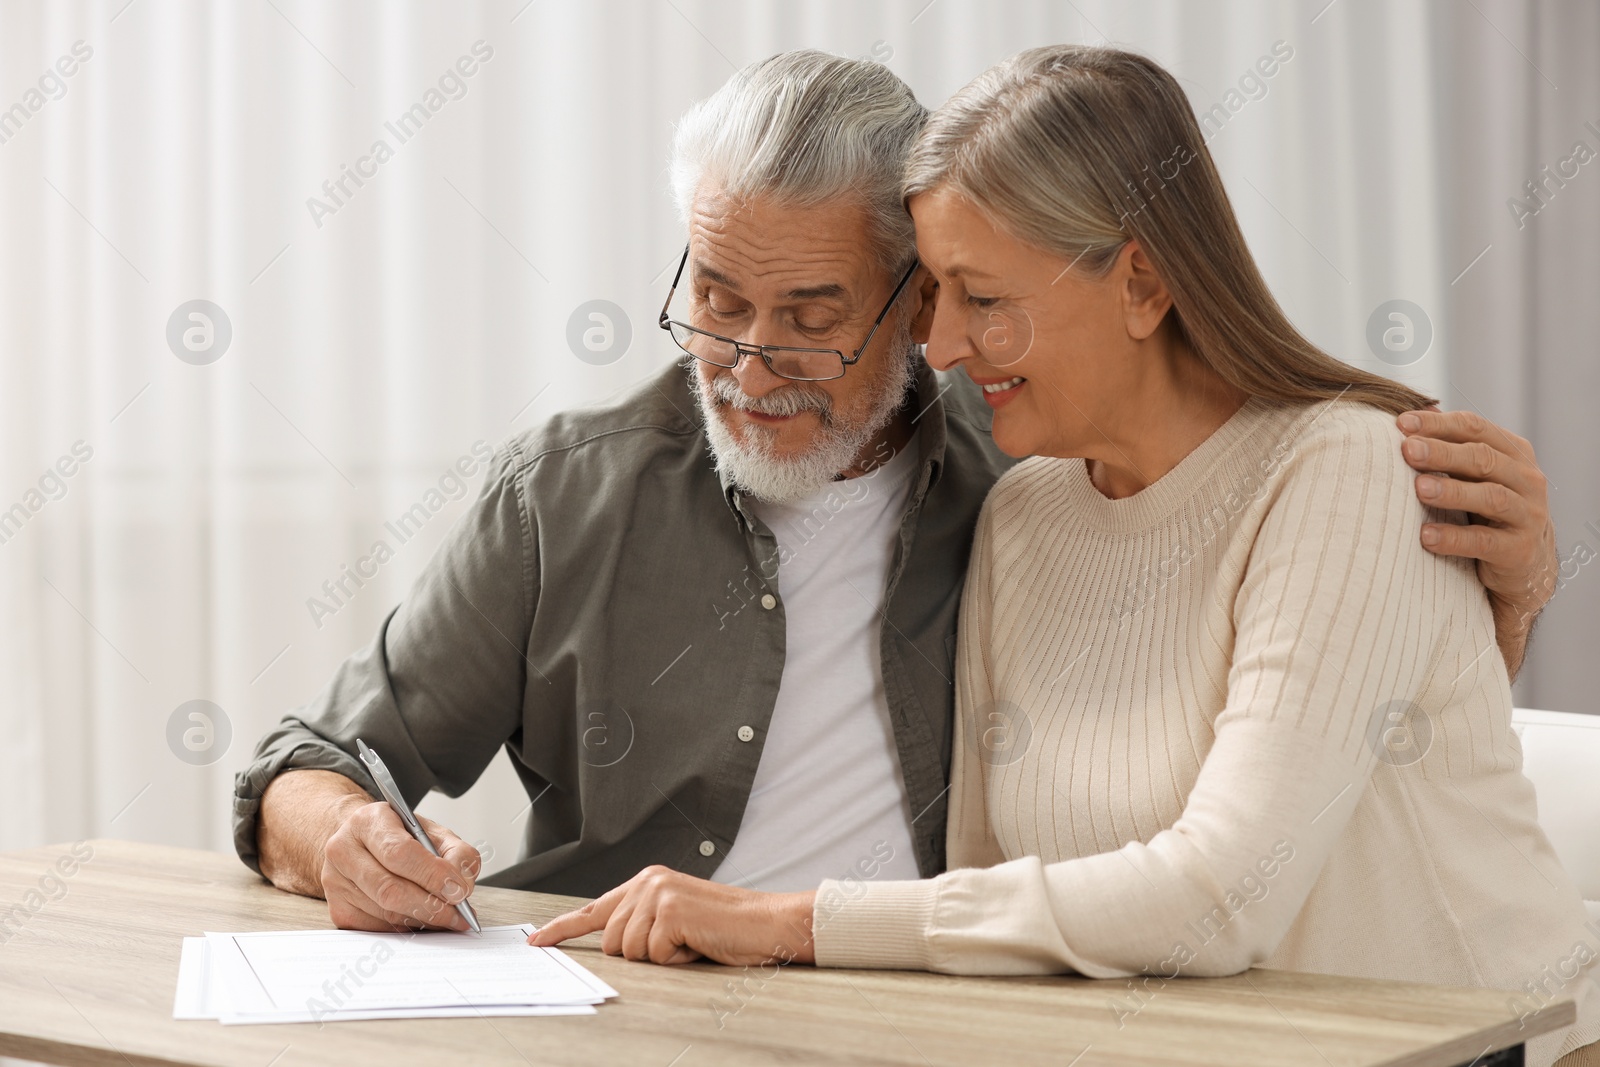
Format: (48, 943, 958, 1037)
(534, 45, 1598, 1066)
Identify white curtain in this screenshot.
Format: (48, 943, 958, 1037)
(1432, 1, 1600, 715)
(1, 0, 1594, 868)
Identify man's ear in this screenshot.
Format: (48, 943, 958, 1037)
(909, 267, 938, 344)
(1120, 241, 1174, 342)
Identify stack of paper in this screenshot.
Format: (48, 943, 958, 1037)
(174, 924, 616, 1024)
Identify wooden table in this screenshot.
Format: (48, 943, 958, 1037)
(0, 840, 1573, 1067)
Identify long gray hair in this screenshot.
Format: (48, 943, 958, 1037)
(903, 45, 1434, 416)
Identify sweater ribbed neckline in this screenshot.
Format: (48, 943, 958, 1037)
(1053, 396, 1301, 535)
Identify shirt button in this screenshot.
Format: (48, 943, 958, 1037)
(698, 839, 716, 857)
(737, 725, 754, 742)
(760, 594, 776, 609)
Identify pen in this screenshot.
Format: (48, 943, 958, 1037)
(356, 738, 482, 935)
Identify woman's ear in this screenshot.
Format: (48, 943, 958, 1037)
(909, 267, 938, 344)
(1119, 241, 1175, 341)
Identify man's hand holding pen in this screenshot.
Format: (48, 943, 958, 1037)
(320, 797, 482, 933)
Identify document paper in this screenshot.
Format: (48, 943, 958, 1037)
(173, 924, 616, 1024)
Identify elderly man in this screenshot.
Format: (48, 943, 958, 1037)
(236, 50, 1558, 934)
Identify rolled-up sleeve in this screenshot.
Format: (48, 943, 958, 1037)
(233, 445, 537, 874)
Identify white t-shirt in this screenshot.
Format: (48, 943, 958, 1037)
(711, 443, 923, 892)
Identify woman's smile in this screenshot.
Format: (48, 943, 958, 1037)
(971, 373, 1028, 409)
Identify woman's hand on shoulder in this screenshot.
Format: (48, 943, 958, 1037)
(1397, 407, 1557, 676)
(528, 866, 817, 967)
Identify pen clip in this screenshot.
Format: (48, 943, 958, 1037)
(356, 738, 424, 837)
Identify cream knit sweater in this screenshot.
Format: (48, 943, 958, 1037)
(813, 398, 1599, 1066)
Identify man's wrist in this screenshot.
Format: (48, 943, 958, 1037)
(309, 791, 373, 879)
(258, 772, 371, 897)
(1491, 597, 1537, 682)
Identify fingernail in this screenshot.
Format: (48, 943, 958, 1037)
(442, 880, 463, 902)
(1398, 413, 1421, 433)
(1422, 525, 1440, 546)
(1404, 437, 1429, 462)
(1417, 475, 1440, 499)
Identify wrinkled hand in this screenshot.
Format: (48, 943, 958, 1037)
(1398, 408, 1557, 675)
(321, 799, 480, 932)
(528, 866, 816, 967)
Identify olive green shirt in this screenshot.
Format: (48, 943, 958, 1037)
(232, 359, 1013, 896)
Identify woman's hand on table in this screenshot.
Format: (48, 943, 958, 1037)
(528, 866, 817, 967)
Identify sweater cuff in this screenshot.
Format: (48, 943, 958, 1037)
(812, 877, 940, 970)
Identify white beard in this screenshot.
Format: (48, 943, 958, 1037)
(691, 319, 916, 504)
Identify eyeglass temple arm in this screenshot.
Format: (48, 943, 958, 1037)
(659, 244, 691, 326)
(850, 260, 921, 362)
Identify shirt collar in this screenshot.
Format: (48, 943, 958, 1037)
(714, 357, 951, 523)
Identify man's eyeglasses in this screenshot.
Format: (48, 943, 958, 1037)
(657, 244, 918, 382)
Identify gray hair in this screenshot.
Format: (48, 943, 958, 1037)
(902, 44, 1435, 417)
(669, 50, 926, 274)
